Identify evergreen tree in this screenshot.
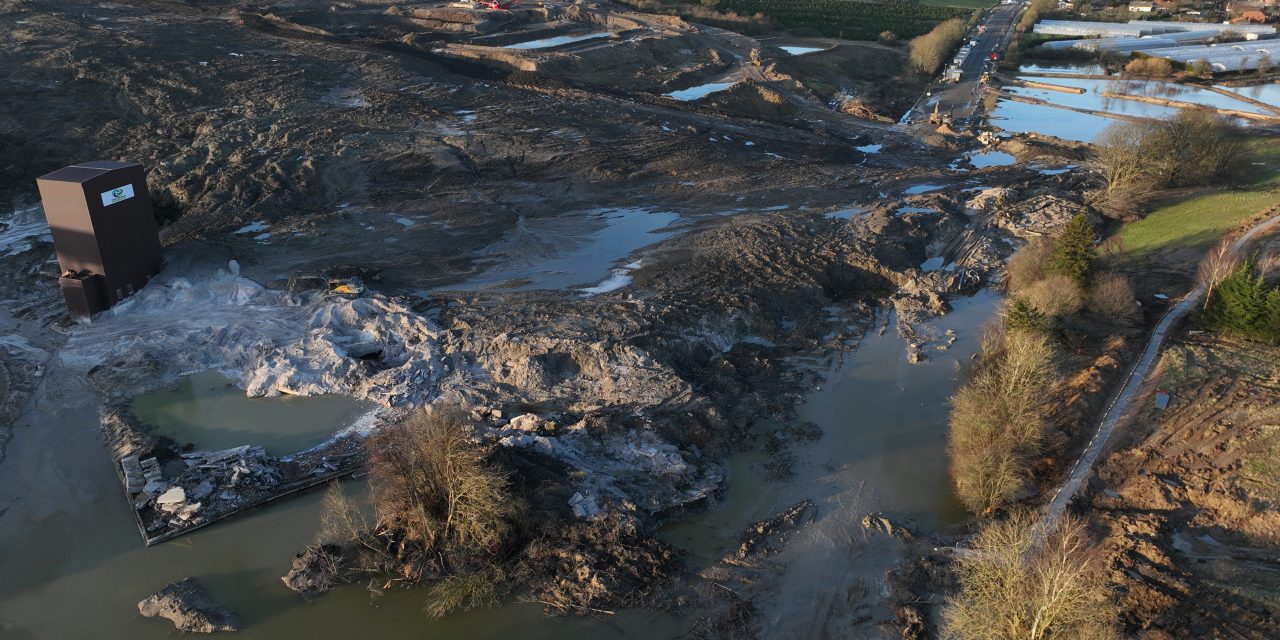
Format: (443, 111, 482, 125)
(1006, 297, 1048, 333)
(1202, 260, 1280, 343)
(1047, 215, 1095, 288)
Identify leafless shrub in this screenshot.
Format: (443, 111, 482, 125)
(1088, 272, 1140, 325)
(1023, 275, 1085, 318)
(368, 408, 517, 553)
(316, 481, 367, 547)
(1123, 56, 1173, 78)
(943, 512, 1119, 640)
(1006, 237, 1056, 293)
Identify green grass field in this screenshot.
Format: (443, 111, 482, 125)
(1116, 140, 1280, 258)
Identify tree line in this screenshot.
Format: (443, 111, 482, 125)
(1091, 111, 1253, 218)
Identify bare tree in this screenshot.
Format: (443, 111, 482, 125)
(949, 332, 1056, 513)
(368, 407, 517, 553)
(943, 512, 1118, 640)
(1198, 236, 1241, 309)
(910, 19, 967, 75)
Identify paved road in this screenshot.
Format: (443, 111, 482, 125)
(1039, 211, 1280, 532)
(901, 0, 1023, 128)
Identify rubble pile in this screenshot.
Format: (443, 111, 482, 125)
(103, 404, 369, 544)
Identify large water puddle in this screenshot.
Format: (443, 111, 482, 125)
(0, 291, 999, 639)
(779, 45, 825, 56)
(438, 208, 680, 293)
(131, 370, 371, 455)
(963, 150, 1017, 169)
(664, 81, 736, 101)
(504, 32, 611, 50)
(663, 290, 999, 564)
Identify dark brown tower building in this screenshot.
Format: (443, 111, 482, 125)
(36, 161, 163, 319)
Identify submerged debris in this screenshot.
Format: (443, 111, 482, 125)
(137, 577, 241, 633)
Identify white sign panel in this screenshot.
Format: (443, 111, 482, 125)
(100, 184, 135, 207)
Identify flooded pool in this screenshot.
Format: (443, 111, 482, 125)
(989, 65, 1279, 142)
(131, 370, 372, 455)
(1219, 82, 1280, 109)
(664, 81, 736, 101)
(0, 286, 999, 639)
(856, 143, 883, 154)
(988, 97, 1116, 142)
(826, 205, 868, 220)
(1017, 63, 1107, 75)
(896, 206, 937, 216)
(439, 208, 680, 292)
(920, 256, 949, 272)
(779, 45, 824, 56)
(504, 32, 611, 50)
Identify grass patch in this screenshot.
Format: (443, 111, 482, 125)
(1114, 138, 1280, 259)
(1117, 190, 1278, 258)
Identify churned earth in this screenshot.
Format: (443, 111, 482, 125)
(0, 0, 1096, 637)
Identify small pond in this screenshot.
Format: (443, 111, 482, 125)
(438, 208, 680, 293)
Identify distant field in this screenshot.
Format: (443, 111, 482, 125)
(716, 0, 973, 40)
(1117, 140, 1280, 258)
(921, 0, 994, 8)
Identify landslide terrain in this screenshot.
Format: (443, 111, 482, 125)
(1086, 333, 1280, 639)
(0, 0, 1102, 634)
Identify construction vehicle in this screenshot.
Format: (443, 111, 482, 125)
(328, 277, 364, 299)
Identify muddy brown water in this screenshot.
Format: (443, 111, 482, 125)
(0, 292, 997, 638)
(662, 291, 995, 566)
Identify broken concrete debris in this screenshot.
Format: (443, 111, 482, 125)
(156, 486, 186, 506)
(101, 406, 368, 545)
